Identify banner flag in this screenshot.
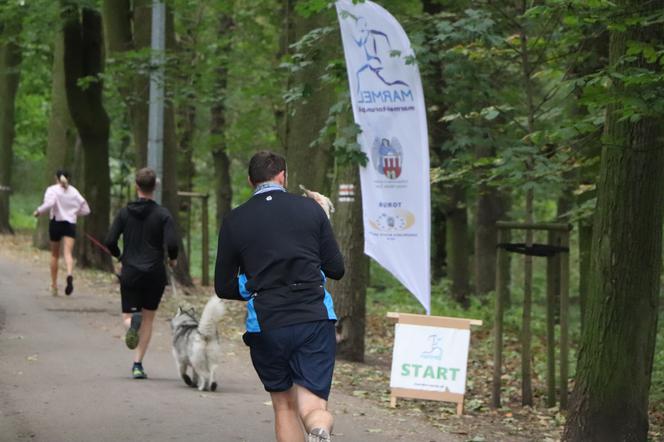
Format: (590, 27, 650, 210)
(335, 0, 431, 313)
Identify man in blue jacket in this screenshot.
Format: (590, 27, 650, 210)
(215, 151, 344, 442)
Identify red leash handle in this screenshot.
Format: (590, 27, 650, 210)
(85, 233, 122, 281)
(85, 233, 114, 258)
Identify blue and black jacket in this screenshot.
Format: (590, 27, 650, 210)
(214, 184, 345, 332)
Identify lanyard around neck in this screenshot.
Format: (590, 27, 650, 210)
(254, 183, 286, 195)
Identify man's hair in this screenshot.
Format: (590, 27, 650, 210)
(135, 167, 157, 193)
(248, 151, 286, 185)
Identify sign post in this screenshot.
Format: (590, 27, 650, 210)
(387, 312, 482, 415)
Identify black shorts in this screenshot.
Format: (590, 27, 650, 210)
(49, 219, 76, 242)
(242, 320, 336, 400)
(120, 266, 166, 313)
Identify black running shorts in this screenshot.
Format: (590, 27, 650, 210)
(242, 320, 336, 400)
(49, 219, 76, 242)
(120, 266, 166, 313)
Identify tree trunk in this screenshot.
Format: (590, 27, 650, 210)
(328, 160, 367, 362)
(283, 8, 336, 194)
(212, 148, 232, 230)
(518, 0, 536, 405)
(61, 3, 111, 270)
(473, 145, 505, 295)
(563, 1, 664, 438)
(431, 191, 447, 280)
(211, 13, 233, 231)
(275, 0, 294, 152)
(34, 29, 77, 249)
(577, 220, 591, 327)
(102, 0, 152, 169)
(0, 21, 21, 234)
(446, 184, 470, 307)
(421, 0, 448, 282)
(162, 6, 192, 286)
(572, 32, 607, 331)
(101, 0, 150, 167)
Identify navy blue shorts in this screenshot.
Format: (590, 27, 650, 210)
(243, 320, 336, 400)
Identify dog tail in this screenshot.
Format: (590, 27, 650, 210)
(299, 184, 335, 219)
(197, 296, 226, 338)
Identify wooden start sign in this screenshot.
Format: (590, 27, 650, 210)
(387, 312, 482, 415)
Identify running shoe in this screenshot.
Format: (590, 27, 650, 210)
(50, 285, 58, 296)
(307, 428, 331, 442)
(125, 312, 142, 349)
(65, 275, 74, 295)
(132, 364, 148, 379)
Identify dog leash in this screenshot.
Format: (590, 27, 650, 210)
(167, 265, 179, 298)
(84, 233, 121, 280)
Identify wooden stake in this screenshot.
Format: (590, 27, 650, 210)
(545, 230, 559, 407)
(559, 230, 570, 409)
(201, 194, 210, 286)
(492, 228, 507, 408)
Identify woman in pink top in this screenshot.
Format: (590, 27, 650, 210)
(33, 170, 90, 296)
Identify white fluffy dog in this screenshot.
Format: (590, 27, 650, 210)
(170, 296, 226, 391)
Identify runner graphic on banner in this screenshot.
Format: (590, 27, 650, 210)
(336, 0, 431, 313)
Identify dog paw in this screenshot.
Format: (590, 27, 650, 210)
(210, 382, 217, 392)
(182, 374, 193, 386)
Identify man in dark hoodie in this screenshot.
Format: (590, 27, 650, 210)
(215, 151, 344, 442)
(105, 168, 179, 379)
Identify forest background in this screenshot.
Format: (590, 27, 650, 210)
(1, 0, 664, 440)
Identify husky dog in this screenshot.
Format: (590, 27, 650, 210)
(171, 296, 226, 391)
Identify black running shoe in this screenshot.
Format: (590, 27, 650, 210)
(125, 312, 142, 349)
(65, 275, 74, 295)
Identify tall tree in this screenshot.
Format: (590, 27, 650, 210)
(445, 185, 470, 305)
(61, 2, 111, 269)
(327, 104, 369, 361)
(101, 0, 150, 167)
(0, 19, 22, 234)
(473, 157, 508, 295)
(163, 6, 193, 286)
(33, 29, 77, 248)
(283, 7, 337, 194)
(420, 0, 448, 283)
(210, 11, 234, 229)
(563, 1, 664, 439)
(103, 1, 192, 284)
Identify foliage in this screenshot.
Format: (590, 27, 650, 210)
(4, 0, 664, 436)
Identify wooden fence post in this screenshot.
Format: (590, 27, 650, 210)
(201, 194, 209, 286)
(492, 227, 507, 408)
(559, 230, 570, 408)
(545, 230, 560, 407)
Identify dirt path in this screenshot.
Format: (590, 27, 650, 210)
(0, 251, 464, 442)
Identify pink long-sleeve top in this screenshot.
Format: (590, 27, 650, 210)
(36, 184, 90, 224)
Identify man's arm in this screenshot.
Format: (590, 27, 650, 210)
(319, 213, 345, 280)
(214, 217, 243, 300)
(104, 210, 126, 258)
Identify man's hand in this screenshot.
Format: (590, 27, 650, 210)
(32, 210, 39, 218)
(169, 259, 177, 268)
